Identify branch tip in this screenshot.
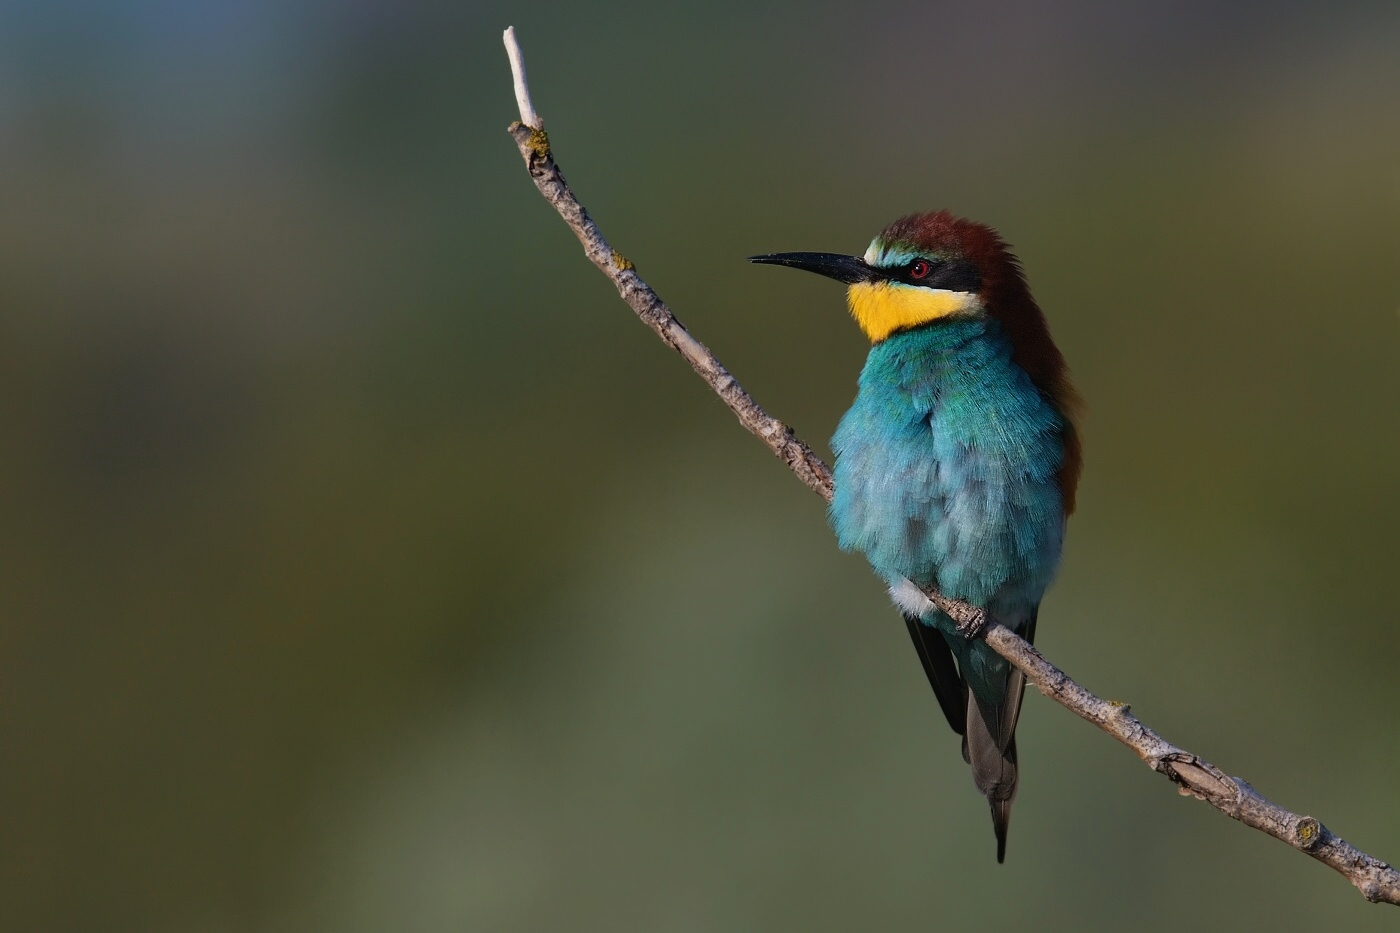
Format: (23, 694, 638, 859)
(503, 26, 543, 130)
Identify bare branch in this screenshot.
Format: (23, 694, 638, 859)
(500, 29, 1400, 907)
(502, 27, 542, 130)
(500, 28, 833, 500)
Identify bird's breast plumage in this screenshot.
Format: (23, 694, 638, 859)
(830, 319, 1068, 620)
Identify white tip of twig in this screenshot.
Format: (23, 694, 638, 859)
(503, 26, 543, 130)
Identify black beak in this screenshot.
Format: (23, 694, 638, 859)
(747, 252, 880, 285)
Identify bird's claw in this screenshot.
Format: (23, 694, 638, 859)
(952, 606, 988, 639)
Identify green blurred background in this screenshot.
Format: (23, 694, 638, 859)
(1, 1, 1398, 930)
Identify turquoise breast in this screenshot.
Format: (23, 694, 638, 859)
(830, 319, 1067, 623)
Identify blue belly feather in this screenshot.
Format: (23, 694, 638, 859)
(830, 319, 1067, 704)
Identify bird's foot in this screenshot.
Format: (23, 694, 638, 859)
(949, 604, 988, 640)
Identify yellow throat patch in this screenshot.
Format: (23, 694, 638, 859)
(846, 282, 979, 343)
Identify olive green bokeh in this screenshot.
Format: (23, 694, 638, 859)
(1, 2, 1398, 930)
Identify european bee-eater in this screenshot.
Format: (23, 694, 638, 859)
(751, 211, 1081, 862)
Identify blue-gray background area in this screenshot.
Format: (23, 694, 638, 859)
(1, 1, 1397, 930)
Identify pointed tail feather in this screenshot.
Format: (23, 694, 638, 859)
(902, 606, 1037, 862)
(965, 673, 1025, 863)
(991, 793, 1013, 864)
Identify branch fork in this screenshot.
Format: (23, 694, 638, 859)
(500, 26, 1399, 906)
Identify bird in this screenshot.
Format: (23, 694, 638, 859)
(750, 211, 1081, 862)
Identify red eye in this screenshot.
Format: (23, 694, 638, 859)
(909, 259, 932, 279)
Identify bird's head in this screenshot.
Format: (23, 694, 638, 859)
(752, 209, 1082, 512)
(750, 210, 1031, 344)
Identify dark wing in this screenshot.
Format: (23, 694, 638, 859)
(902, 612, 966, 735)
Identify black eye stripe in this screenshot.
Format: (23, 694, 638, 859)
(891, 258, 982, 292)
